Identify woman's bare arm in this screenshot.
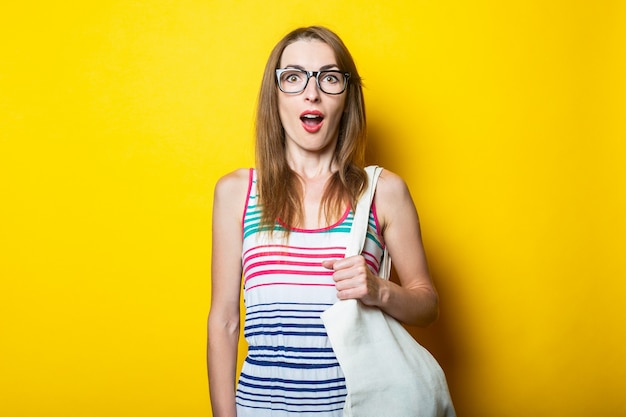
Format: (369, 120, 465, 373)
(207, 169, 249, 417)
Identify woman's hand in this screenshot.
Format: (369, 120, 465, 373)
(322, 256, 386, 307)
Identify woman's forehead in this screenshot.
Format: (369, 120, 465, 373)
(279, 39, 338, 69)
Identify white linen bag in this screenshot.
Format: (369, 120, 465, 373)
(321, 166, 456, 417)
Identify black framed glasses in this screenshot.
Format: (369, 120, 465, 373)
(275, 68, 350, 95)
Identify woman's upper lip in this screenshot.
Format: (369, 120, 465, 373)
(300, 109, 324, 118)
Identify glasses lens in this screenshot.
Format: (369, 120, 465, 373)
(278, 69, 307, 93)
(318, 71, 347, 94)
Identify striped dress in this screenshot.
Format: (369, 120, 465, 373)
(236, 169, 385, 417)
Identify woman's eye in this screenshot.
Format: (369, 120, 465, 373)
(286, 73, 301, 83)
(323, 74, 339, 84)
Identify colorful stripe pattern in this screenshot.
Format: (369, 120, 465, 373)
(236, 169, 384, 417)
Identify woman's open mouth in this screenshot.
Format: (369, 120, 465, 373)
(300, 110, 324, 133)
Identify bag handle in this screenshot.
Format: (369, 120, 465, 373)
(345, 166, 391, 279)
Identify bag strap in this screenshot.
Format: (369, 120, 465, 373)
(345, 166, 391, 279)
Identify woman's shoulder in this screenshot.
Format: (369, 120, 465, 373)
(214, 168, 252, 205)
(376, 168, 410, 198)
(374, 168, 416, 222)
(215, 168, 250, 189)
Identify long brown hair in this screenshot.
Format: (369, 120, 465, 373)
(256, 26, 367, 230)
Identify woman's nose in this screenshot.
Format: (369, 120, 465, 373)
(303, 77, 321, 102)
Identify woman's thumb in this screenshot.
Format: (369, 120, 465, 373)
(321, 259, 337, 270)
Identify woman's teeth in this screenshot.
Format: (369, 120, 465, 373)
(301, 115, 322, 125)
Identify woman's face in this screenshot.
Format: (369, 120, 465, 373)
(277, 39, 347, 158)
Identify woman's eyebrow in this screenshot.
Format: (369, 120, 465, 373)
(283, 64, 340, 70)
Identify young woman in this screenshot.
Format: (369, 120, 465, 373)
(207, 26, 439, 417)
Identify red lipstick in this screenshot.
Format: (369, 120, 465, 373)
(300, 110, 324, 133)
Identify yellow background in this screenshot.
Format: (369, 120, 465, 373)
(1, 1, 624, 416)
